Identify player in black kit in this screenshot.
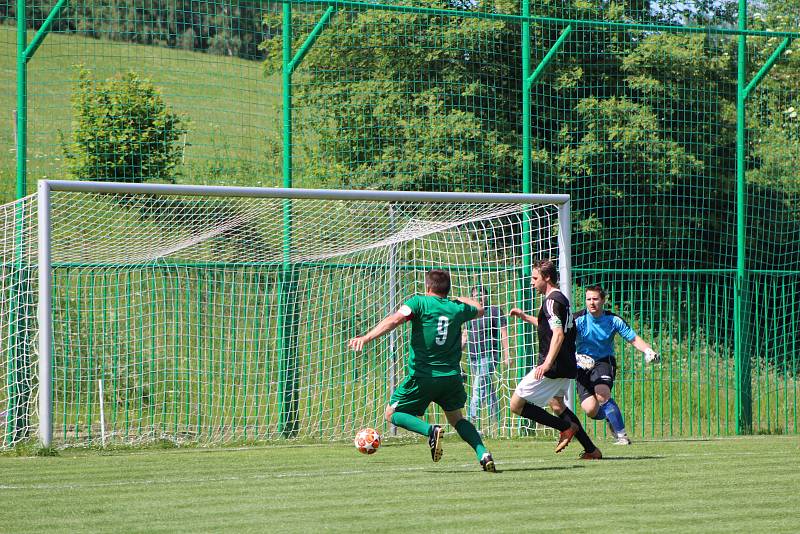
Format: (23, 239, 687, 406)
(508, 259, 602, 459)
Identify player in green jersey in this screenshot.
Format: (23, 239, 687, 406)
(349, 269, 497, 472)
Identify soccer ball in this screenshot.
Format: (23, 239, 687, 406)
(354, 427, 381, 455)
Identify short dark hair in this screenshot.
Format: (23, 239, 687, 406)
(532, 259, 558, 284)
(425, 269, 451, 296)
(585, 285, 606, 299)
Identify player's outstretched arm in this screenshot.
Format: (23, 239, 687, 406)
(455, 296, 485, 318)
(349, 311, 408, 352)
(630, 335, 659, 363)
(509, 308, 537, 326)
(500, 326, 510, 365)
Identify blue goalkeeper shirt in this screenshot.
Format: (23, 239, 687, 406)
(574, 310, 636, 361)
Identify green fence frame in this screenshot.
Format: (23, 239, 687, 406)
(10, 0, 800, 441)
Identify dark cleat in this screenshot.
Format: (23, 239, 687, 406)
(579, 448, 603, 460)
(480, 452, 496, 472)
(555, 422, 579, 453)
(428, 425, 444, 462)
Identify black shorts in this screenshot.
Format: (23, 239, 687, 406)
(576, 357, 617, 402)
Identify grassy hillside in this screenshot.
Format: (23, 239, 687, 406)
(0, 25, 284, 203)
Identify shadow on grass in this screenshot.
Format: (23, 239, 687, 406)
(626, 438, 719, 444)
(429, 465, 587, 474)
(588, 455, 665, 461)
(495, 465, 589, 474)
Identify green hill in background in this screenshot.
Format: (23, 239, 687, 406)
(0, 25, 284, 203)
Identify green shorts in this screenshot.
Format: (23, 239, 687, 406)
(389, 374, 467, 416)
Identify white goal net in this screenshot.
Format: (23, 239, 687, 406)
(2, 182, 569, 448)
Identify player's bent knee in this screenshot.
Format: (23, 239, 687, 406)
(444, 410, 464, 427)
(549, 397, 566, 414)
(595, 386, 612, 404)
(582, 398, 599, 418)
(509, 394, 525, 415)
(595, 391, 611, 406)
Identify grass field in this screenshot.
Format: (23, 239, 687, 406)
(1, 436, 798, 532)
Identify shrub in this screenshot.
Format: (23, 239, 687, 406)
(61, 67, 187, 183)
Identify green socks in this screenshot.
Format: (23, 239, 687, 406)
(455, 419, 487, 460)
(391, 412, 433, 437)
(390, 413, 488, 461)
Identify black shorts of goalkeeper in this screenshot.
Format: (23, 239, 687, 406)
(576, 356, 617, 402)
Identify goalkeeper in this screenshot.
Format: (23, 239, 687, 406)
(574, 285, 660, 445)
(348, 269, 497, 473)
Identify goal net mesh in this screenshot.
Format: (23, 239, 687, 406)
(2, 190, 565, 447)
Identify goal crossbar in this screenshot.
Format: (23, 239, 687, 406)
(41, 180, 570, 204)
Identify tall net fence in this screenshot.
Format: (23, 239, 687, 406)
(1, 0, 798, 444)
(0, 0, 282, 199)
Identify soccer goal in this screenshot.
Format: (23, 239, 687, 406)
(5, 181, 571, 448)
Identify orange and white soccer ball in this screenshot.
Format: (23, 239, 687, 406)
(354, 427, 381, 455)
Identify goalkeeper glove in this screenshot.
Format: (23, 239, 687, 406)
(644, 348, 660, 364)
(576, 353, 596, 370)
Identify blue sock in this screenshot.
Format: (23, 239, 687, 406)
(600, 398, 626, 435)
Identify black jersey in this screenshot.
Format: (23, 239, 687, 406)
(536, 289, 577, 379)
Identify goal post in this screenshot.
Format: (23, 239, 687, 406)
(38, 181, 52, 448)
(33, 180, 570, 448)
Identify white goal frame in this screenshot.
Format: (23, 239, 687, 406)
(37, 180, 571, 447)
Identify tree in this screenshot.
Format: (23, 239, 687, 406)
(260, 0, 793, 274)
(557, 31, 739, 270)
(263, 2, 524, 192)
(61, 68, 187, 183)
